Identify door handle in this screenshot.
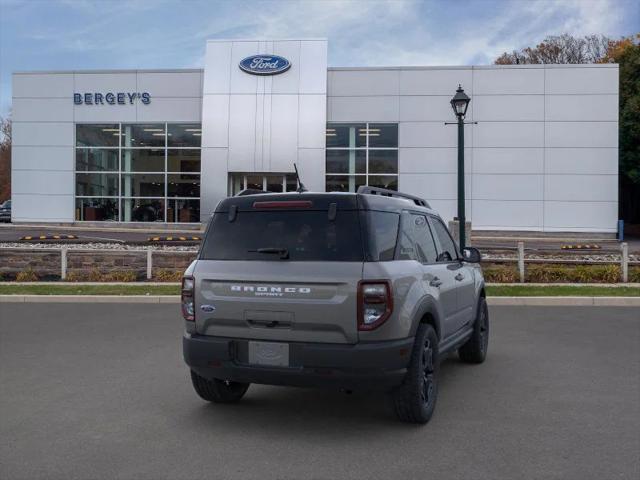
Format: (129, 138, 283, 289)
(455, 273, 465, 281)
(429, 277, 443, 287)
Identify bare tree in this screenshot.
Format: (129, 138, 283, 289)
(0, 116, 11, 202)
(495, 34, 611, 64)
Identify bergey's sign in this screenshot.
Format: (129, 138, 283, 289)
(74, 92, 151, 105)
(239, 55, 291, 75)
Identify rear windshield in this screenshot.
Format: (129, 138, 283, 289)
(200, 210, 363, 261)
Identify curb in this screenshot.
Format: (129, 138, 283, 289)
(0, 295, 639, 306)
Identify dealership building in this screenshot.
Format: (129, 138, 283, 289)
(11, 39, 619, 232)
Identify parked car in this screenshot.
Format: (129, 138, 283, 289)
(181, 186, 488, 424)
(0, 199, 10, 222)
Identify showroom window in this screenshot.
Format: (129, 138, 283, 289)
(325, 123, 398, 192)
(229, 173, 299, 196)
(75, 123, 201, 222)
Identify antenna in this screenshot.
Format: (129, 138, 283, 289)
(293, 163, 308, 193)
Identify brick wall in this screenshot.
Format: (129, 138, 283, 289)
(0, 248, 197, 280)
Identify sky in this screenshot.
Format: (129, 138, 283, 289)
(0, 0, 638, 116)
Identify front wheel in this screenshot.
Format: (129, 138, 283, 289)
(190, 370, 250, 403)
(458, 296, 489, 364)
(391, 324, 439, 424)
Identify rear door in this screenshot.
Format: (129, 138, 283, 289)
(194, 204, 363, 344)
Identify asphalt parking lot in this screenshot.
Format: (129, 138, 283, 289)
(1, 303, 638, 480)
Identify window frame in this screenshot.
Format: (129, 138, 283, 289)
(427, 215, 461, 263)
(325, 122, 399, 192)
(74, 122, 201, 223)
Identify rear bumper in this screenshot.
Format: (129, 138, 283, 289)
(183, 333, 414, 391)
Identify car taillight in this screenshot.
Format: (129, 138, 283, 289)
(182, 276, 195, 321)
(357, 280, 393, 331)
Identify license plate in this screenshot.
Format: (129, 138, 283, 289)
(248, 341, 289, 367)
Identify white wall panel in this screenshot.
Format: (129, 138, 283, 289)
(474, 122, 544, 148)
(199, 148, 228, 220)
(545, 148, 617, 175)
(328, 96, 399, 122)
(545, 122, 617, 148)
(545, 174, 617, 202)
(201, 95, 229, 148)
(137, 72, 202, 97)
(545, 94, 618, 121)
(12, 170, 73, 195)
(400, 122, 471, 148)
(299, 41, 328, 94)
(137, 97, 201, 122)
(473, 67, 544, 95)
(418, 200, 472, 224)
(73, 103, 136, 122)
(399, 69, 472, 96)
(399, 173, 471, 200)
(269, 95, 299, 172)
(227, 95, 257, 171)
(399, 96, 470, 122)
(473, 174, 543, 201)
(329, 70, 399, 96)
(298, 95, 326, 149)
(297, 148, 325, 192)
(13, 73, 74, 98)
(473, 148, 543, 174)
(12, 146, 73, 171)
(544, 201, 617, 231)
(473, 95, 544, 122)
(11, 194, 74, 222)
(545, 66, 618, 95)
(472, 200, 543, 229)
(12, 122, 73, 147)
(13, 98, 73, 122)
(399, 147, 472, 174)
(203, 42, 232, 94)
(74, 73, 136, 92)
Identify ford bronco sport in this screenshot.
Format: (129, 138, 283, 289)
(182, 186, 488, 424)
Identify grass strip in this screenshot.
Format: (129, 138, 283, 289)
(486, 285, 640, 297)
(0, 284, 639, 297)
(0, 284, 180, 296)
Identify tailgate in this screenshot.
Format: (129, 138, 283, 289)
(194, 260, 363, 344)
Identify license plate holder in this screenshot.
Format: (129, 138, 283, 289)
(248, 341, 289, 367)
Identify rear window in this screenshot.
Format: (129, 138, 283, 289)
(200, 210, 363, 261)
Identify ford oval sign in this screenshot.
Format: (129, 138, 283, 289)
(239, 55, 291, 75)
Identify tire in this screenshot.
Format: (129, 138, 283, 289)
(190, 370, 250, 403)
(391, 324, 439, 424)
(458, 296, 489, 364)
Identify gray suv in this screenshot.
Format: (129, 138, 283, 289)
(182, 187, 488, 423)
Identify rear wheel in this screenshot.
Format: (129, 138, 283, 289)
(190, 370, 250, 403)
(391, 323, 439, 424)
(458, 296, 489, 364)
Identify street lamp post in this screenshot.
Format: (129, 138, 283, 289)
(450, 85, 471, 251)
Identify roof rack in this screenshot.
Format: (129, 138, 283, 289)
(235, 189, 271, 196)
(357, 186, 430, 208)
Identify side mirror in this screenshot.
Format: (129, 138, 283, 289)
(462, 247, 482, 263)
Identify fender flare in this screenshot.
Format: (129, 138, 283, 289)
(409, 295, 443, 340)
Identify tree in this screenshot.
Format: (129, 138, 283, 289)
(0, 116, 10, 202)
(495, 34, 610, 65)
(495, 33, 640, 225)
(601, 35, 640, 224)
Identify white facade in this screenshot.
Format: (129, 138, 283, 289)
(11, 39, 619, 232)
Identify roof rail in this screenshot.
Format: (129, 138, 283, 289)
(357, 186, 430, 208)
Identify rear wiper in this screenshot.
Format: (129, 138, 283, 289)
(248, 247, 290, 260)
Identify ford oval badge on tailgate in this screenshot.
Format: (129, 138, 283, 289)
(200, 305, 215, 312)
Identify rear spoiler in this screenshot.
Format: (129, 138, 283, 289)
(357, 186, 430, 208)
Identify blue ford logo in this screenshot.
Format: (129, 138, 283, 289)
(200, 305, 215, 313)
(239, 55, 291, 75)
